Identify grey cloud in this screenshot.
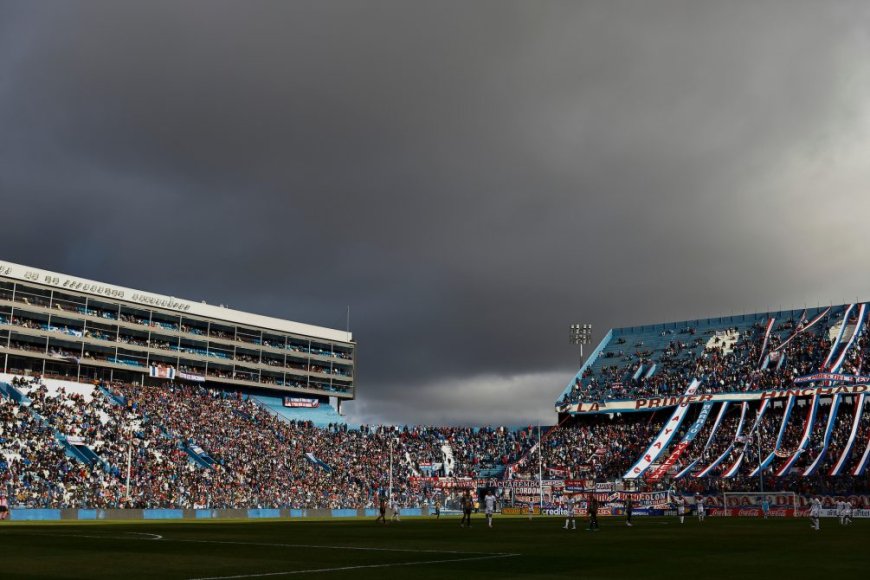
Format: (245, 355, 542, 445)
(2, 1, 870, 424)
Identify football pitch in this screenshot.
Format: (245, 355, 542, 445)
(1, 515, 868, 579)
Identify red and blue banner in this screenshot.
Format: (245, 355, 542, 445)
(624, 380, 700, 479)
(648, 400, 714, 481)
(696, 401, 748, 478)
(830, 393, 866, 476)
(775, 394, 819, 476)
(803, 394, 842, 476)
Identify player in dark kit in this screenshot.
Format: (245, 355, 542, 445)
(587, 494, 599, 531)
(376, 496, 387, 524)
(625, 497, 633, 527)
(460, 490, 473, 527)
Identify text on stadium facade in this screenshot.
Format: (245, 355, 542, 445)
(1, 262, 192, 312)
(564, 383, 870, 414)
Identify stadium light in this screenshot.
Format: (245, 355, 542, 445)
(569, 323, 592, 361)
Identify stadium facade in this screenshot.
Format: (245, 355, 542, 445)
(0, 259, 355, 412)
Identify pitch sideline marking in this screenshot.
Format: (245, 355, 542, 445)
(0, 530, 520, 577)
(187, 553, 520, 580)
(126, 532, 164, 540)
(0, 530, 512, 556)
(169, 537, 515, 556)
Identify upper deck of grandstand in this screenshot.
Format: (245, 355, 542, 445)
(0, 260, 356, 408)
(556, 304, 854, 408)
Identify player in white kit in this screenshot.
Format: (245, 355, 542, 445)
(844, 500, 854, 526)
(695, 495, 705, 523)
(809, 498, 821, 531)
(484, 491, 496, 528)
(563, 494, 577, 530)
(676, 495, 686, 524)
(390, 496, 401, 522)
(836, 500, 845, 525)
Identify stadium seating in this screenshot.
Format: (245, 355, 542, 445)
(1, 302, 869, 511)
(557, 305, 847, 405)
(250, 394, 343, 427)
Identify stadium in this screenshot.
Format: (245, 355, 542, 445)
(4, 2, 870, 578)
(2, 260, 869, 577)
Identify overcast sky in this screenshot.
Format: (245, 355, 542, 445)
(2, 1, 870, 426)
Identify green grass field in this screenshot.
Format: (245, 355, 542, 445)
(1, 515, 868, 579)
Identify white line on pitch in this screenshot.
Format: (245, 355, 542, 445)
(125, 532, 164, 539)
(187, 553, 520, 580)
(1, 531, 515, 556)
(0, 531, 165, 541)
(169, 537, 514, 556)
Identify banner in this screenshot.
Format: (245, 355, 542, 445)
(563, 383, 870, 414)
(675, 401, 730, 479)
(496, 479, 563, 490)
(564, 479, 594, 492)
(771, 307, 828, 353)
(696, 401, 748, 478)
(803, 394, 842, 476)
(624, 380, 700, 479)
(704, 493, 870, 514)
(723, 399, 770, 479)
(830, 393, 866, 476)
(707, 508, 796, 518)
(648, 400, 714, 482)
(177, 371, 206, 382)
(822, 304, 853, 369)
(612, 491, 670, 505)
(830, 304, 866, 372)
(854, 430, 870, 476)
(283, 397, 319, 408)
(751, 395, 796, 476)
(775, 394, 819, 476)
(304, 452, 332, 472)
(794, 373, 870, 385)
(757, 317, 775, 367)
(409, 477, 475, 489)
(149, 365, 176, 379)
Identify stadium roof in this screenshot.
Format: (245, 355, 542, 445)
(0, 259, 352, 344)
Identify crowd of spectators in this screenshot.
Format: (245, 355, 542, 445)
(652, 393, 870, 495)
(1, 378, 123, 508)
(511, 415, 666, 481)
(560, 308, 860, 405)
(3, 369, 870, 510)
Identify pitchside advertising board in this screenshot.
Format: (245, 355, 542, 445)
(560, 381, 870, 414)
(417, 477, 870, 518)
(504, 497, 870, 518)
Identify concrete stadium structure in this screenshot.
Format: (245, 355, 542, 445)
(0, 260, 355, 412)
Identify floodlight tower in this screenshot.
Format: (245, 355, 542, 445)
(570, 323, 592, 362)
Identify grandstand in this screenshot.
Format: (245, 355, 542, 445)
(0, 259, 355, 421)
(2, 267, 870, 516)
(554, 303, 870, 485)
(556, 305, 848, 407)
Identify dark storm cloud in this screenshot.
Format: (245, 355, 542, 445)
(2, 1, 870, 425)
